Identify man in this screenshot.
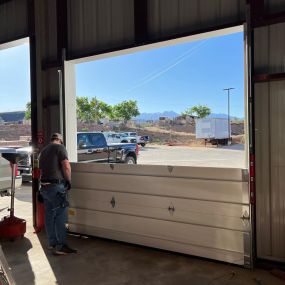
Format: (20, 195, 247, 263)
(39, 133, 77, 255)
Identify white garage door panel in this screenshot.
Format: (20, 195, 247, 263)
(72, 163, 247, 181)
(70, 224, 244, 265)
(70, 163, 250, 266)
(69, 209, 244, 253)
(69, 188, 250, 231)
(72, 172, 248, 204)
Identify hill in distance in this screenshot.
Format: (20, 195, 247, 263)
(0, 111, 25, 122)
(134, 111, 243, 121)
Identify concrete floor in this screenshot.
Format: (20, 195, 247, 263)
(0, 184, 283, 285)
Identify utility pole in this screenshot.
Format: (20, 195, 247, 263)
(223, 88, 235, 143)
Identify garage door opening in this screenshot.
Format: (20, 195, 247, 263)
(66, 26, 247, 169)
(64, 26, 252, 267)
(0, 38, 32, 188)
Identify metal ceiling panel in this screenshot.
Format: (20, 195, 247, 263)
(254, 22, 285, 74)
(67, 0, 135, 57)
(0, 0, 28, 43)
(147, 0, 245, 40)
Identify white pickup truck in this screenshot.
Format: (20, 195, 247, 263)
(103, 131, 148, 147)
(122, 132, 148, 147)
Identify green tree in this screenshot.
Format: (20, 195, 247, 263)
(113, 100, 140, 123)
(25, 102, 31, 120)
(76, 96, 113, 123)
(182, 104, 211, 118)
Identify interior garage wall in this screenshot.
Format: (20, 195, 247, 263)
(2, 0, 285, 264)
(254, 21, 285, 262)
(147, 0, 245, 39)
(67, 0, 245, 59)
(0, 0, 28, 44)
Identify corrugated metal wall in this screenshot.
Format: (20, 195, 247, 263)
(67, 0, 245, 58)
(0, 0, 28, 43)
(147, 0, 245, 39)
(68, 0, 135, 57)
(254, 21, 285, 261)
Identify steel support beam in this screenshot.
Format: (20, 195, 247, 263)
(0, 0, 12, 5)
(254, 72, 285, 83)
(56, 0, 68, 60)
(134, 0, 148, 44)
(249, 0, 285, 27)
(27, 0, 38, 229)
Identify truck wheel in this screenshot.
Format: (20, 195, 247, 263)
(125, 156, 136, 164)
(121, 140, 128, 143)
(140, 143, 145, 147)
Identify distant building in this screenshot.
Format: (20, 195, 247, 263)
(174, 115, 196, 125)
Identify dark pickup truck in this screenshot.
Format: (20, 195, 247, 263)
(77, 132, 138, 164)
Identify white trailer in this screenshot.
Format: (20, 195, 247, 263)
(195, 118, 230, 145)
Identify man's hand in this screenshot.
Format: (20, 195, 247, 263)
(65, 180, 71, 191)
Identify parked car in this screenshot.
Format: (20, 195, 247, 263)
(103, 132, 123, 144)
(122, 132, 148, 147)
(118, 133, 137, 143)
(77, 132, 138, 164)
(0, 154, 22, 196)
(17, 146, 32, 182)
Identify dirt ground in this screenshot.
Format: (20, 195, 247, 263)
(0, 122, 245, 146)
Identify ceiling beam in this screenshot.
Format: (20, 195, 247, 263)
(134, 0, 148, 44)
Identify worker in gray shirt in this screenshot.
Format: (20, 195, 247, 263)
(39, 133, 77, 255)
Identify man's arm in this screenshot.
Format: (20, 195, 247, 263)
(61, 159, 71, 182)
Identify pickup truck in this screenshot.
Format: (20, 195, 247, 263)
(103, 132, 137, 144)
(122, 132, 148, 147)
(77, 132, 138, 164)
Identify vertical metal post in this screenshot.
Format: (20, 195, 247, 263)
(10, 164, 16, 217)
(28, 0, 38, 228)
(228, 90, 230, 140)
(58, 69, 63, 136)
(223, 88, 235, 141)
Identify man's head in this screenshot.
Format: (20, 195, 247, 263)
(50, 133, 63, 144)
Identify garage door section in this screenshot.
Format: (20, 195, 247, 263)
(68, 163, 251, 267)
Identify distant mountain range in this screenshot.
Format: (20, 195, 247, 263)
(134, 111, 179, 121)
(0, 110, 242, 123)
(134, 111, 243, 121)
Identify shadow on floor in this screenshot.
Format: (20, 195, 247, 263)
(1, 237, 35, 285)
(35, 232, 280, 285)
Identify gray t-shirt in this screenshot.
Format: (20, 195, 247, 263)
(39, 143, 68, 180)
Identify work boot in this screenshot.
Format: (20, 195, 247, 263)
(53, 244, 78, 255)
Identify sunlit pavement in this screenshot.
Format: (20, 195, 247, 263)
(138, 144, 246, 168)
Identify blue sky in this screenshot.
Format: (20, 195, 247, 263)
(76, 32, 244, 117)
(0, 43, 30, 112)
(0, 31, 244, 117)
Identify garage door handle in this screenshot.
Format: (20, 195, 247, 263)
(168, 204, 175, 215)
(240, 212, 250, 221)
(110, 197, 116, 208)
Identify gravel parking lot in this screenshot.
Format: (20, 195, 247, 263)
(138, 144, 246, 168)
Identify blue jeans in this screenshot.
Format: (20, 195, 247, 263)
(40, 183, 68, 250)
